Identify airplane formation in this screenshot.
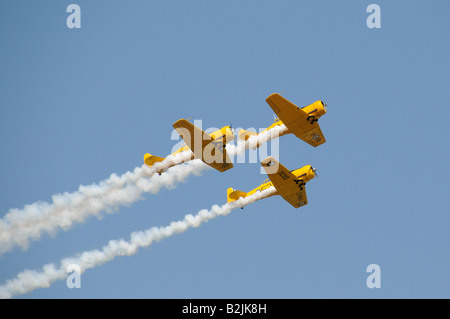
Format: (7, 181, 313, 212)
(144, 93, 327, 209)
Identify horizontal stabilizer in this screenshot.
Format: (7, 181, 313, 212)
(227, 187, 247, 202)
(238, 129, 258, 141)
(144, 153, 165, 167)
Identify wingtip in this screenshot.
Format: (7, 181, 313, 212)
(261, 156, 278, 166)
(173, 118, 194, 128)
(265, 92, 279, 101)
(172, 119, 184, 128)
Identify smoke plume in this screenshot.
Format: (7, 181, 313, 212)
(0, 187, 275, 299)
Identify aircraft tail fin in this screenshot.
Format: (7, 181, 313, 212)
(144, 153, 165, 167)
(238, 129, 258, 141)
(227, 187, 248, 203)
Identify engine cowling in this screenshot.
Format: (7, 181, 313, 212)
(302, 100, 327, 118)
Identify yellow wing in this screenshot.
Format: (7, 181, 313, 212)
(261, 157, 308, 208)
(172, 119, 233, 172)
(297, 122, 326, 147)
(265, 93, 325, 147)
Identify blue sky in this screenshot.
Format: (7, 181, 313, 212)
(1, 1, 449, 298)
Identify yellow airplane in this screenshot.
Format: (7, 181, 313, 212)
(239, 93, 327, 147)
(144, 119, 235, 174)
(227, 157, 317, 208)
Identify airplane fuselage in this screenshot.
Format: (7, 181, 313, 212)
(245, 164, 316, 201)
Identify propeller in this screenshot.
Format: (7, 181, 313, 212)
(312, 167, 319, 179)
(229, 122, 237, 144)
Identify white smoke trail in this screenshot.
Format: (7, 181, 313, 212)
(0, 151, 205, 256)
(0, 187, 276, 299)
(0, 125, 286, 257)
(226, 124, 288, 157)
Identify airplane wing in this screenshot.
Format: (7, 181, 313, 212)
(172, 119, 233, 172)
(297, 122, 326, 147)
(265, 93, 325, 147)
(261, 157, 308, 208)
